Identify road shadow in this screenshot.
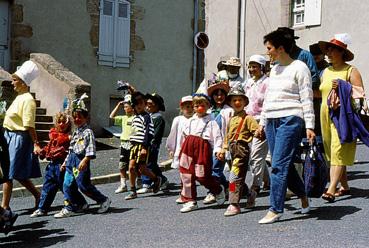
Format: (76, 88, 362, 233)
(96, 141, 118, 151)
(347, 170, 369, 181)
(90, 206, 134, 215)
(278, 205, 361, 223)
(333, 187, 369, 202)
(0, 220, 73, 248)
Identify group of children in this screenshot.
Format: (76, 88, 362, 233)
(29, 84, 169, 221)
(166, 70, 263, 216)
(13, 68, 262, 225)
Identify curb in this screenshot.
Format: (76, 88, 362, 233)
(0, 159, 173, 198)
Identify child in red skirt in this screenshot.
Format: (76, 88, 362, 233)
(178, 93, 225, 213)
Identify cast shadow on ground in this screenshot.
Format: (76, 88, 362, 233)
(333, 187, 369, 202)
(96, 141, 118, 151)
(347, 170, 369, 181)
(0, 220, 73, 248)
(278, 205, 361, 223)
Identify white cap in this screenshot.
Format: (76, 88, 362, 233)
(14, 60, 39, 86)
(248, 55, 267, 66)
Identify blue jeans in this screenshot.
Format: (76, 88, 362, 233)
(63, 153, 107, 211)
(141, 145, 166, 186)
(38, 160, 65, 212)
(266, 116, 306, 213)
(212, 156, 228, 189)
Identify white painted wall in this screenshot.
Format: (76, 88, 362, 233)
(204, 0, 239, 80)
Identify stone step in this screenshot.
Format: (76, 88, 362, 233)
(35, 122, 54, 130)
(36, 108, 46, 115)
(36, 115, 53, 123)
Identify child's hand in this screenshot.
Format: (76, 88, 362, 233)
(60, 162, 66, 172)
(78, 158, 89, 172)
(217, 151, 225, 161)
(255, 126, 265, 140)
(140, 148, 147, 158)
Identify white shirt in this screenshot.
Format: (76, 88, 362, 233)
(166, 115, 191, 169)
(181, 113, 222, 154)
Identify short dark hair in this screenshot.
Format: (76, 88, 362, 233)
(263, 30, 294, 55)
(72, 109, 89, 118)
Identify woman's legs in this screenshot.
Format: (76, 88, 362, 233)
(1, 181, 13, 209)
(19, 179, 41, 207)
(326, 165, 344, 195)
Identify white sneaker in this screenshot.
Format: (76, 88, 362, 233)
(30, 209, 46, 218)
(216, 186, 226, 205)
(115, 184, 128, 194)
(180, 201, 198, 213)
(97, 198, 111, 214)
(54, 208, 75, 218)
(203, 193, 216, 204)
(137, 186, 152, 194)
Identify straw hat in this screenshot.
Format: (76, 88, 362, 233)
(318, 33, 354, 61)
(223, 57, 242, 67)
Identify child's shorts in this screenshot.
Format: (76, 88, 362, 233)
(119, 141, 131, 170)
(130, 143, 150, 165)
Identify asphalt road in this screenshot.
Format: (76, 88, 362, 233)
(1, 143, 369, 248)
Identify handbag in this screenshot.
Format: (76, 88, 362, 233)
(303, 141, 328, 198)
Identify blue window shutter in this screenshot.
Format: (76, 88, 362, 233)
(98, 0, 130, 68)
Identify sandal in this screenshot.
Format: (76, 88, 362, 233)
(334, 188, 351, 197)
(322, 192, 335, 203)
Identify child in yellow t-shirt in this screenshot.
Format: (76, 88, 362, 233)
(110, 95, 135, 193)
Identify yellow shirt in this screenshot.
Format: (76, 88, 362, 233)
(3, 92, 36, 131)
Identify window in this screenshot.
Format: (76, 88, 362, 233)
(291, 0, 321, 27)
(98, 0, 131, 68)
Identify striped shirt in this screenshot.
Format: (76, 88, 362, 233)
(130, 112, 154, 148)
(260, 60, 315, 129)
(67, 123, 96, 159)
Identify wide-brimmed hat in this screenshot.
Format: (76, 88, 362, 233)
(318, 33, 354, 61)
(14, 60, 39, 86)
(222, 57, 242, 67)
(145, 93, 165, 111)
(207, 70, 230, 97)
(277, 27, 299, 39)
(226, 86, 249, 106)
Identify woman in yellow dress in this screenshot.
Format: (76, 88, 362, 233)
(319, 34, 364, 202)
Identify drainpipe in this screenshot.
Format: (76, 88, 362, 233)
(192, 0, 199, 93)
(239, 0, 246, 79)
